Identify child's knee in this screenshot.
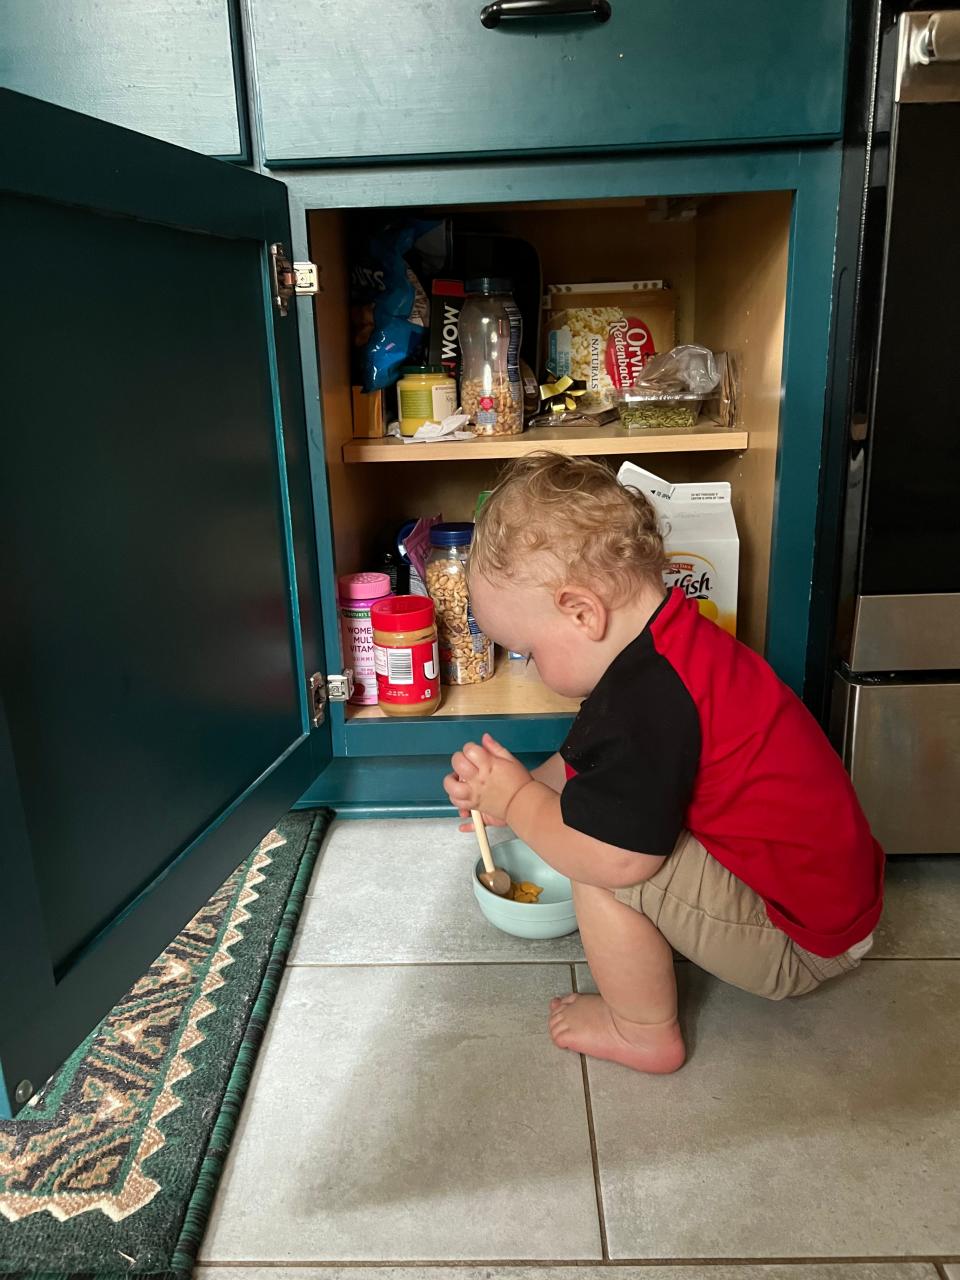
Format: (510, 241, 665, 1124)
(571, 879, 613, 904)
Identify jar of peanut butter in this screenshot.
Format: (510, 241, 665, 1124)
(371, 595, 441, 717)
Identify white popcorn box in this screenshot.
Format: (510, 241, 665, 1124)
(617, 461, 740, 636)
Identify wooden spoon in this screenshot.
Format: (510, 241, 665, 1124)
(471, 810, 511, 897)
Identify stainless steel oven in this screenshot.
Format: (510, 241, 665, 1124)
(832, 8, 960, 854)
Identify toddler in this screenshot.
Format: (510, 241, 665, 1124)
(444, 453, 883, 1074)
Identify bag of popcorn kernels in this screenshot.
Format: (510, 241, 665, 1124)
(543, 282, 676, 409)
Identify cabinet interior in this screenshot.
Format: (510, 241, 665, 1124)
(308, 191, 791, 722)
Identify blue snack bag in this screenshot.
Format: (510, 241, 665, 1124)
(352, 219, 445, 392)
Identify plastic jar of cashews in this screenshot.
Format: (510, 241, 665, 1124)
(425, 523, 495, 685)
(459, 278, 524, 436)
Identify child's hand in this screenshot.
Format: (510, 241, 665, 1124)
(456, 809, 508, 833)
(444, 734, 533, 824)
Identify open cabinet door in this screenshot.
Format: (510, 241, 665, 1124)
(0, 91, 332, 1116)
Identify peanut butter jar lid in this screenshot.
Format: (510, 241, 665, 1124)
(371, 595, 436, 633)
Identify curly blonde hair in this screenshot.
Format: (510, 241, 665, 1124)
(472, 452, 665, 602)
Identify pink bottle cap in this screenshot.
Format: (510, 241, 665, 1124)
(338, 572, 392, 601)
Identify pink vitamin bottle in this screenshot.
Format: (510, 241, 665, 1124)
(338, 572, 392, 706)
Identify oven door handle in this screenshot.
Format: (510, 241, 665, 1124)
(897, 11, 960, 102)
(911, 11, 960, 66)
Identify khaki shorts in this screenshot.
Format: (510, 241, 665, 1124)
(614, 831, 872, 1000)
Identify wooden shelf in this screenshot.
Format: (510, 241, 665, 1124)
(345, 654, 580, 722)
(343, 419, 748, 463)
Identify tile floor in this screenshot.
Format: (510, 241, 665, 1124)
(200, 821, 960, 1274)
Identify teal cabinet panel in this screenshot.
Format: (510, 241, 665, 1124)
(0, 91, 329, 1116)
(0, 0, 247, 159)
(252, 0, 848, 165)
(296, 754, 550, 819)
(343, 713, 574, 759)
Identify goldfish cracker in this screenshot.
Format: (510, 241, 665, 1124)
(507, 880, 544, 903)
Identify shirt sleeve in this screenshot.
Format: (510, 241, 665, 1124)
(559, 663, 700, 856)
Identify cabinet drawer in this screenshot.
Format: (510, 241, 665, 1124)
(0, 0, 246, 159)
(835, 675, 960, 855)
(253, 0, 848, 165)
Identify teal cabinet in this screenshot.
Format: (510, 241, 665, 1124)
(0, 0, 248, 159)
(285, 143, 843, 815)
(0, 90, 328, 1117)
(251, 0, 848, 166)
(1, 0, 852, 1109)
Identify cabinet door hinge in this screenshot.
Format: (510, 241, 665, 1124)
(308, 672, 326, 727)
(327, 670, 355, 702)
(270, 243, 320, 316)
(307, 670, 354, 727)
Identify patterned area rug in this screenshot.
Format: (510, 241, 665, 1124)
(0, 809, 331, 1278)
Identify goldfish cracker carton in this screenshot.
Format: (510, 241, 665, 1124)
(617, 461, 739, 635)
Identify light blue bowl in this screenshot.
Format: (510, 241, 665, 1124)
(472, 837, 578, 939)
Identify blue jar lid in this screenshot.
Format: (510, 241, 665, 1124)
(430, 521, 475, 548)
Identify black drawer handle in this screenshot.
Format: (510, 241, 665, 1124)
(480, 0, 612, 29)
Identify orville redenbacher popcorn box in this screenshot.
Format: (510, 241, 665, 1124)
(543, 282, 676, 409)
(617, 462, 740, 635)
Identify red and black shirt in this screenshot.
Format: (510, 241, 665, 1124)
(560, 589, 884, 957)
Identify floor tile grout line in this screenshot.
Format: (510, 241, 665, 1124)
(197, 1255, 960, 1268)
(571, 962, 610, 1263)
(935, 1265, 951, 1280)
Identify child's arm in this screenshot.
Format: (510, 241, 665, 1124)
(506, 780, 664, 890)
(532, 751, 567, 793)
(455, 750, 566, 831)
(445, 735, 663, 891)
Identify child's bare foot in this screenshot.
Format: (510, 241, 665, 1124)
(548, 993, 685, 1074)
